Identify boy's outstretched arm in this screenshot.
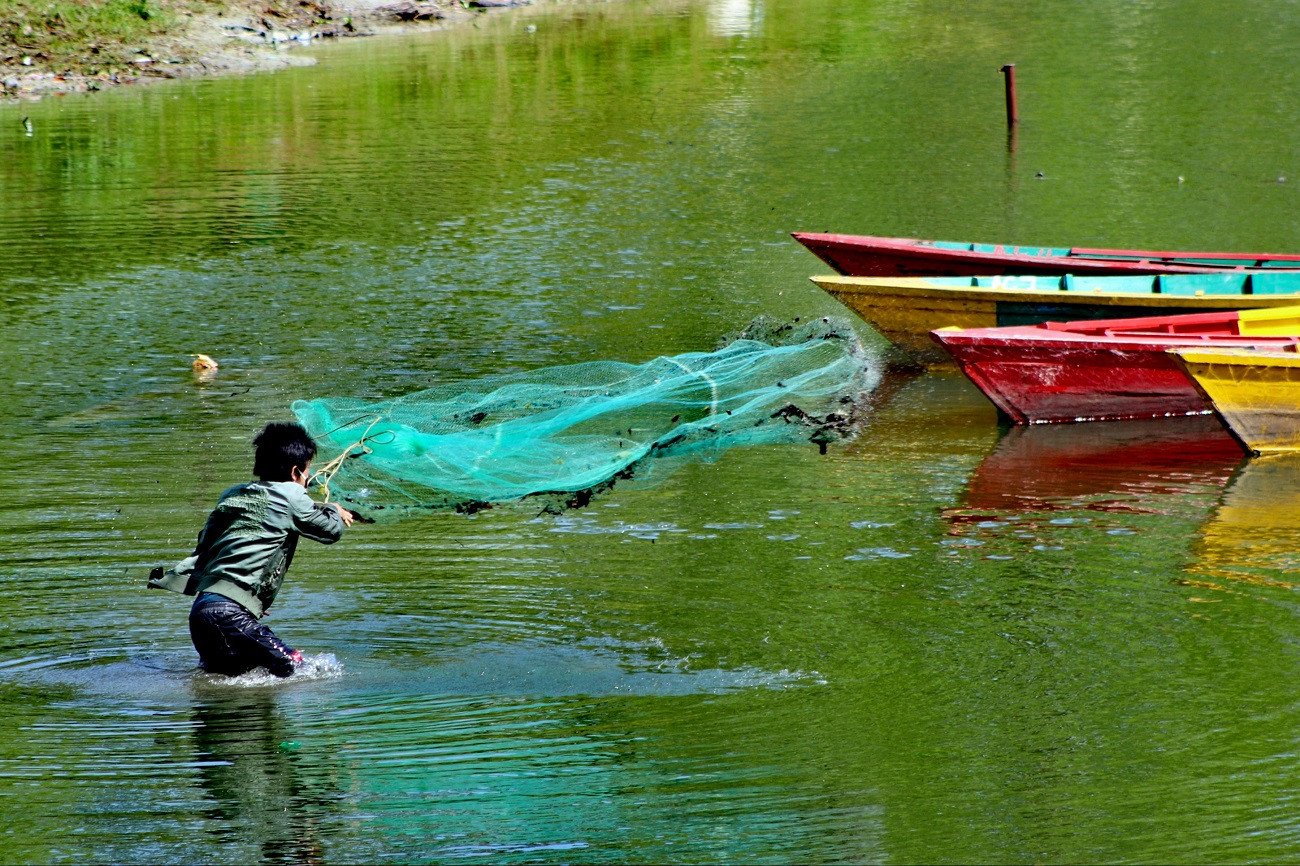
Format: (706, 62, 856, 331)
(329, 502, 356, 528)
(289, 488, 352, 543)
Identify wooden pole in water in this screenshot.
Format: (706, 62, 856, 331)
(1000, 64, 1018, 126)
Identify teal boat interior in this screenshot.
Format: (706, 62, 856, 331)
(931, 272, 1300, 295)
(929, 241, 1073, 257)
(928, 241, 1300, 268)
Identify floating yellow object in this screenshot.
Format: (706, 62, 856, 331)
(192, 354, 218, 373)
(1169, 347, 1300, 453)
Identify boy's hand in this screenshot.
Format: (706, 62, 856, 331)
(331, 503, 356, 527)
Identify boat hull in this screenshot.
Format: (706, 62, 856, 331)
(1170, 348, 1300, 453)
(793, 232, 1300, 277)
(934, 337, 1217, 423)
(813, 275, 1300, 365)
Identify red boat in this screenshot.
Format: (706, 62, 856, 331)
(930, 306, 1300, 424)
(792, 232, 1300, 277)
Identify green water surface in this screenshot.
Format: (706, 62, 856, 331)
(2, 0, 1300, 861)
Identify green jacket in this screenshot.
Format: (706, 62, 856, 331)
(149, 480, 345, 617)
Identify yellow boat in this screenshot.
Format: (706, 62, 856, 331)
(810, 272, 1300, 364)
(1169, 347, 1300, 453)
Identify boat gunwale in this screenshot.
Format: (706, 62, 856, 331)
(810, 275, 1300, 308)
(931, 331, 1300, 350)
(793, 232, 1300, 269)
(1168, 346, 1300, 366)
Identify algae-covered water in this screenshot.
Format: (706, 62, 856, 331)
(3, 0, 1300, 861)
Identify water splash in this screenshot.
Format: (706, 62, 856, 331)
(201, 653, 345, 688)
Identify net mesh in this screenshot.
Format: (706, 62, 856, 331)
(291, 317, 879, 517)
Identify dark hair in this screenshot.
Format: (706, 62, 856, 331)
(253, 422, 317, 481)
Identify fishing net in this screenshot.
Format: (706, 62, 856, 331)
(291, 317, 879, 517)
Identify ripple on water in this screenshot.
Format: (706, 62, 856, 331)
(844, 547, 913, 561)
(3, 639, 821, 704)
(0, 651, 346, 702)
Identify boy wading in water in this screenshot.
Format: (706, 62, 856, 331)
(151, 422, 355, 677)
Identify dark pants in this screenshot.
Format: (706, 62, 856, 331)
(189, 592, 301, 678)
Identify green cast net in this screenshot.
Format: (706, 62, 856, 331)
(291, 317, 879, 517)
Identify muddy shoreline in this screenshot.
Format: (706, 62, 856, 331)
(0, 0, 539, 100)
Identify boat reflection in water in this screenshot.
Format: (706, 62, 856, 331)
(1189, 454, 1300, 587)
(950, 415, 1245, 522)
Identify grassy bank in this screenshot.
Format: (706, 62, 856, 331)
(0, 0, 188, 71)
(0, 0, 449, 97)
